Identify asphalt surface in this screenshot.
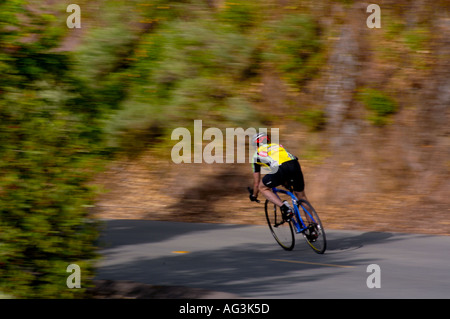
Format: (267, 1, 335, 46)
(95, 219, 450, 299)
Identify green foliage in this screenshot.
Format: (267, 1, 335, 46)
(296, 109, 327, 132)
(104, 16, 261, 150)
(100, 5, 325, 152)
(383, 10, 431, 53)
(264, 14, 323, 86)
(218, 0, 259, 32)
(0, 0, 117, 298)
(384, 19, 406, 41)
(73, 25, 134, 83)
(357, 88, 398, 126)
(403, 27, 431, 52)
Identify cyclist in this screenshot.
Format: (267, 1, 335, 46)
(248, 132, 308, 221)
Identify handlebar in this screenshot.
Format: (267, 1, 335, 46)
(247, 187, 260, 203)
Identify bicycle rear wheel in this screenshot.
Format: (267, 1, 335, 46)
(265, 199, 295, 251)
(297, 199, 326, 254)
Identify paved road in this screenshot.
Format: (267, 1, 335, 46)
(96, 220, 450, 299)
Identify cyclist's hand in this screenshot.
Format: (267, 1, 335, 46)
(247, 187, 260, 203)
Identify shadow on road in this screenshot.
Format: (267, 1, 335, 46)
(97, 219, 249, 248)
(95, 220, 417, 297)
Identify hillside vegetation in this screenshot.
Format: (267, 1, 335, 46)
(91, 0, 449, 232)
(1, 0, 449, 298)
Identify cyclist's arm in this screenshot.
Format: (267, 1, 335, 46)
(251, 152, 261, 197)
(252, 171, 260, 197)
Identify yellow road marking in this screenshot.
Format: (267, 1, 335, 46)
(172, 251, 190, 254)
(270, 259, 355, 269)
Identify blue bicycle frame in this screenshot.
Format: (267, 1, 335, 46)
(272, 187, 316, 234)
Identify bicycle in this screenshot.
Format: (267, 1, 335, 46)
(248, 186, 327, 253)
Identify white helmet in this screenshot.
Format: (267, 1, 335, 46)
(251, 132, 269, 147)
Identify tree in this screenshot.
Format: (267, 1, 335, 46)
(0, 0, 104, 298)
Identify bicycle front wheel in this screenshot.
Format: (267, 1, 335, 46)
(265, 199, 295, 251)
(297, 199, 327, 254)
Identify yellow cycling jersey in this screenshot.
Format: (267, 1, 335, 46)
(252, 143, 296, 173)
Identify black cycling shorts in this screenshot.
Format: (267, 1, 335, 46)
(262, 160, 305, 192)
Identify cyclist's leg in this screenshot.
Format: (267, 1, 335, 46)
(286, 160, 309, 202)
(261, 169, 293, 220)
(294, 190, 309, 202)
(260, 169, 285, 207)
(259, 183, 283, 206)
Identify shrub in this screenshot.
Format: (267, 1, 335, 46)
(264, 14, 323, 86)
(218, 0, 258, 32)
(357, 88, 398, 126)
(0, 1, 111, 298)
(297, 109, 327, 131)
(105, 18, 261, 148)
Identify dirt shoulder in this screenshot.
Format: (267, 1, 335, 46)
(92, 152, 450, 237)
